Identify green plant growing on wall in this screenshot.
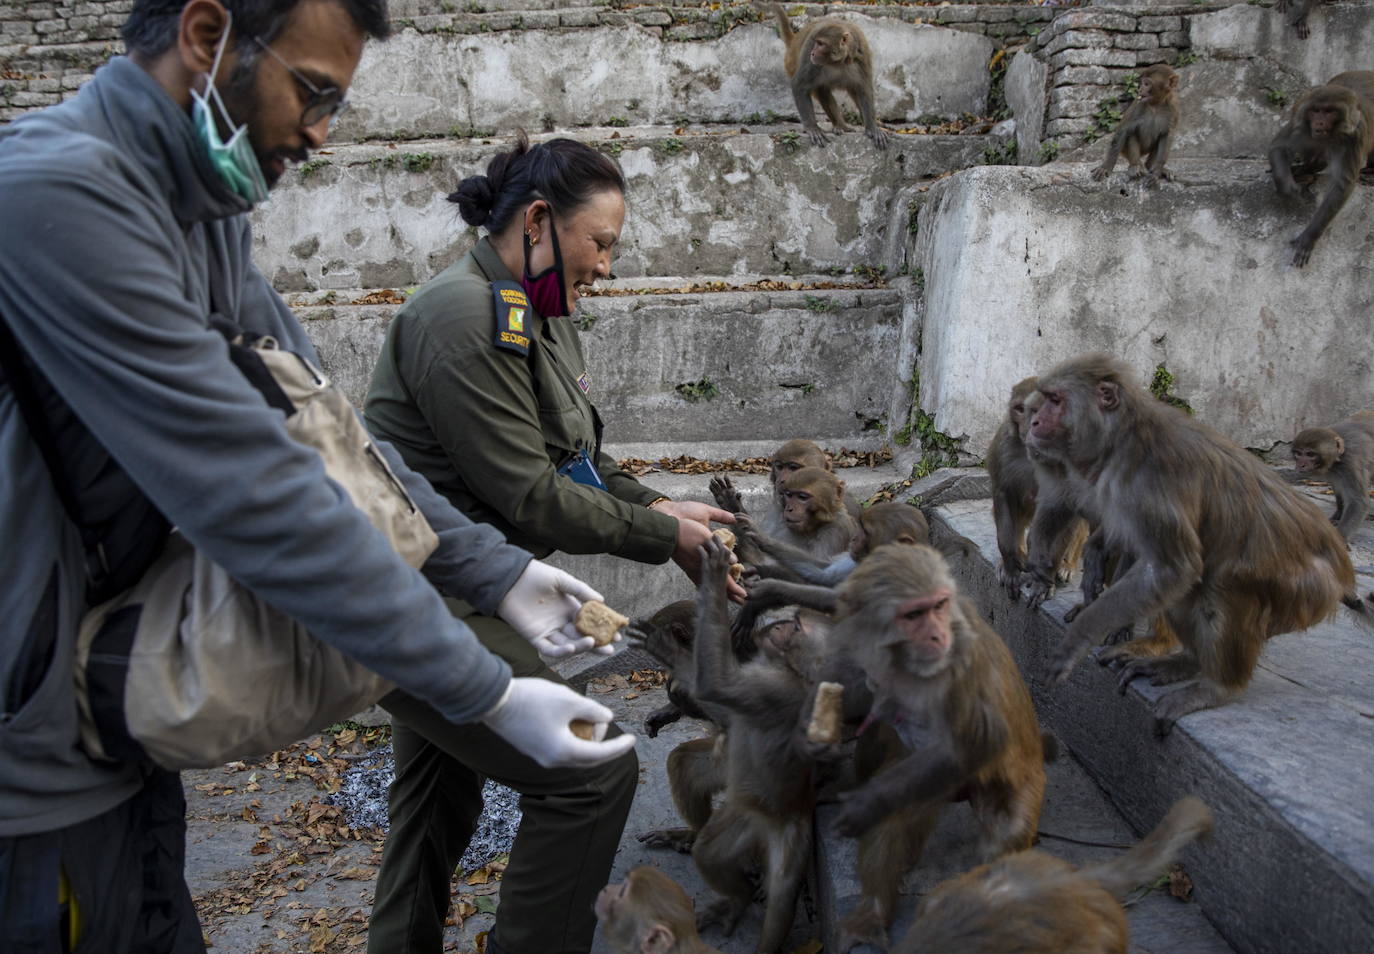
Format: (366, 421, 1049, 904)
(577, 313, 599, 332)
(853, 264, 886, 283)
(657, 137, 684, 155)
(1265, 87, 1288, 108)
(774, 130, 801, 154)
(987, 49, 1011, 121)
(676, 378, 720, 403)
(1150, 364, 1194, 414)
(1038, 140, 1060, 163)
(402, 153, 438, 173)
(298, 158, 331, 179)
(606, 116, 630, 127)
(1175, 51, 1199, 67)
(601, 140, 624, 157)
(804, 295, 838, 312)
(982, 140, 1018, 165)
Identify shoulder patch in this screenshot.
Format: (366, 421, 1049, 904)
(492, 280, 532, 357)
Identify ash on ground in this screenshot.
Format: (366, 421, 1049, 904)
(327, 743, 523, 871)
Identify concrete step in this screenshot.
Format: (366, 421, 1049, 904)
(927, 490, 1374, 954)
(297, 279, 912, 451)
(904, 159, 1374, 457)
(252, 127, 997, 292)
(333, 8, 1000, 142)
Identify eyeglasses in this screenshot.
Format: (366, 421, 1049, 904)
(251, 35, 349, 128)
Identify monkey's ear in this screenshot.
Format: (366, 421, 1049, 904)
(1334, 435, 1346, 458)
(835, 480, 847, 501)
(1168, 73, 1180, 90)
(641, 924, 676, 954)
(1096, 381, 1121, 412)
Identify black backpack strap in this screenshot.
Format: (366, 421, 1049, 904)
(0, 311, 111, 585)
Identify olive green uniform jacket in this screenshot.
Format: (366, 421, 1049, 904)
(364, 238, 678, 563)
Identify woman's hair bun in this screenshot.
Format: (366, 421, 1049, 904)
(449, 174, 495, 227)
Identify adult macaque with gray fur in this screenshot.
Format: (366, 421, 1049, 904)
(1269, 71, 1374, 267)
(1292, 410, 1374, 542)
(1026, 353, 1363, 734)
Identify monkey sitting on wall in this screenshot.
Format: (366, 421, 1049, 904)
(596, 866, 723, 954)
(1025, 353, 1365, 734)
(896, 797, 1213, 954)
(1292, 410, 1374, 542)
(1268, 71, 1374, 267)
(758, 2, 888, 149)
(1091, 64, 1180, 187)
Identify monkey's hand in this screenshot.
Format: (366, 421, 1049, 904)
(831, 788, 881, 839)
(807, 127, 829, 147)
(1046, 634, 1091, 685)
(868, 126, 889, 150)
(645, 703, 683, 738)
(1024, 575, 1056, 610)
(1090, 164, 1109, 181)
(1291, 232, 1317, 268)
(709, 474, 744, 513)
(733, 511, 759, 541)
(997, 560, 1023, 600)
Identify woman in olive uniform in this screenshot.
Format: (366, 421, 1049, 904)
(362, 134, 742, 954)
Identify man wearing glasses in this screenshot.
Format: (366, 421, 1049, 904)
(0, 2, 633, 951)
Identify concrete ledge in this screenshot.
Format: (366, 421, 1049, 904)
(333, 18, 992, 140)
(929, 496, 1374, 954)
(253, 130, 994, 291)
(910, 160, 1374, 454)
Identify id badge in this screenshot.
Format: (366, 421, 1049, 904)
(557, 448, 608, 491)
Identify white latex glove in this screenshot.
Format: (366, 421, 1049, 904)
(481, 677, 638, 769)
(497, 559, 613, 657)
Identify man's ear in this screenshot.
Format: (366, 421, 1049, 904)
(178, 0, 232, 75)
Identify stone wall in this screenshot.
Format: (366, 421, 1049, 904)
(0, 1, 126, 121)
(0, 0, 128, 49)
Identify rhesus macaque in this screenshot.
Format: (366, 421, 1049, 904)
(1016, 389, 1092, 608)
(1275, 0, 1321, 39)
(596, 866, 723, 954)
(628, 600, 717, 738)
(896, 797, 1213, 954)
(775, 466, 859, 556)
(1026, 353, 1363, 734)
(1269, 71, 1374, 267)
(988, 377, 1089, 598)
(826, 544, 1047, 949)
(711, 439, 841, 570)
(688, 539, 821, 954)
(761, 3, 888, 149)
(1293, 410, 1374, 541)
(1091, 64, 1180, 187)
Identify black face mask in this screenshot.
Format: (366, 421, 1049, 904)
(521, 210, 568, 318)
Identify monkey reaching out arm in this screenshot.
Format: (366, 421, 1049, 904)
(761, 3, 888, 149)
(1269, 71, 1374, 267)
(1292, 410, 1374, 542)
(1091, 64, 1180, 187)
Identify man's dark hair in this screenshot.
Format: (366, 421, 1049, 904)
(122, 1, 390, 58)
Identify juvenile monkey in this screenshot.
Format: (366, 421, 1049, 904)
(826, 544, 1047, 949)
(1091, 64, 1181, 186)
(897, 797, 1214, 954)
(711, 439, 842, 571)
(736, 500, 929, 587)
(1269, 71, 1374, 267)
(1292, 410, 1374, 542)
(761, 3, 888, 149)
(596, 866, 723, 954)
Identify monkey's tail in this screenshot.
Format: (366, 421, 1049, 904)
(1082, 796, 1213, 901)
(759, 1, 794, 44)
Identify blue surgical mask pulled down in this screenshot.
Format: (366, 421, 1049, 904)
(191, 14, 269, 206)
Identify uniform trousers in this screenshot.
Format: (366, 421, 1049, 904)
(366, 604, 638, 954)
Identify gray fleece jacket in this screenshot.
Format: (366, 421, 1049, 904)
(0, 56, 523, 835)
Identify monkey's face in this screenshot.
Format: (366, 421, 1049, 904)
(770, 457, 804, 488)
(1306, 104, 1340, 138)
(809, 29, 851, 66)
(892, 588, 953, 674)
(1027, 387, 1070, 452)
(1292, 430, 1340, 473)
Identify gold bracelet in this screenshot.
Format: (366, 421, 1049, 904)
(646, 496, 672, 510)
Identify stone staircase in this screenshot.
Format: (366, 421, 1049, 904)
(7, 1, 1374, 951)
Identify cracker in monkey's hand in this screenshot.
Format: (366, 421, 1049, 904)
(575, 600, 630, 647)
(711, 527, 745, 580)
(807, 682, 844, 745)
